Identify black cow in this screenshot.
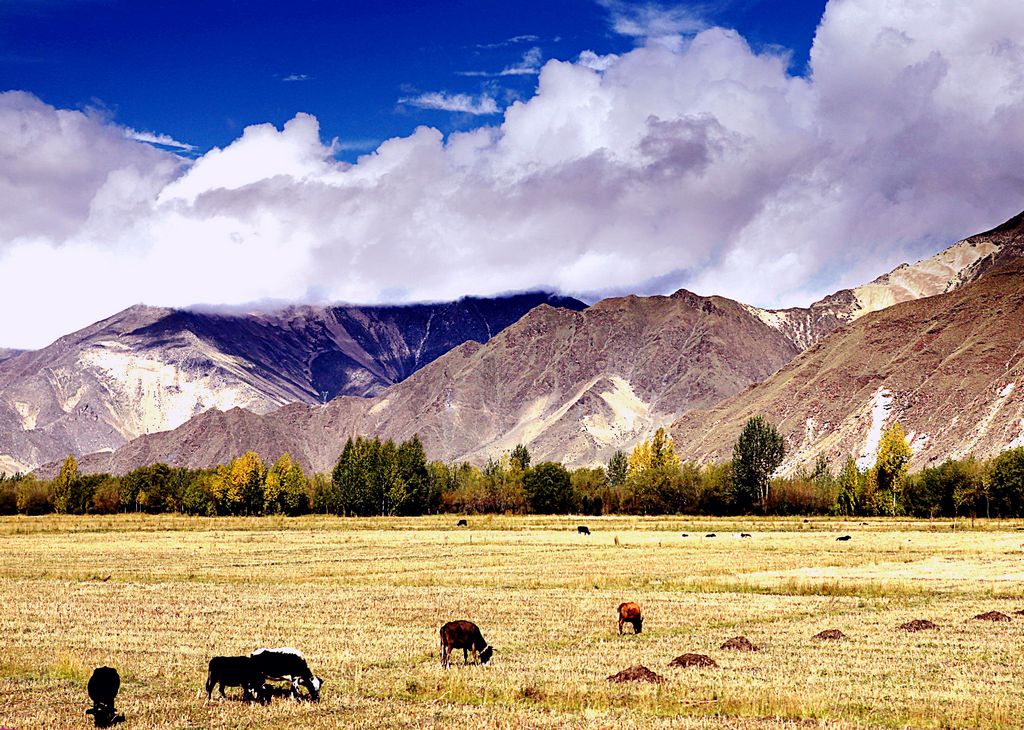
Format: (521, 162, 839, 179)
(457, 519, 468, 527)
(740, 533, 752, 538)
(440, 621, 493, 668)
(206, 656, 268, 703)
(86, 666, 125, 727)
(250, 648, 323, 702)
(705, 533, 716, 538)
(577, 525, 591, 535)
(836, 535, 852, 541)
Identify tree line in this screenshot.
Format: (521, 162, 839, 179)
(1, 421, 1022, 518)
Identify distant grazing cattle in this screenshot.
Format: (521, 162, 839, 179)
(457, 519, 468, 527)
(680, 533, 689, 537)
(740, 533, 752, 538)
(836, 535, 852, 541)
(577, 525, 591, 535)
(618, 601, 643, 635)
(86, 666, 125, 727)
(250, 648, 323, 702)
(206, 656, 267, 703)
(706, 533, 716, 538)
(440, 620, 493, 668)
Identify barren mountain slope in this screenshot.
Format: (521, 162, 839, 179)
(671, 258, 1024, 473)
(0, 293, 583, 472)
(744, 211, 1023, 349)
(79, 290, 801, 474)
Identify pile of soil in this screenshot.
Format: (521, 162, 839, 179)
(973, 611, 1012, 622)
(720, 636, 759, 651)
(606, 665, 666, 683)
(898, 619, 940, 632)
(812, 629, 848, 641)
(669, 653, 718, 668)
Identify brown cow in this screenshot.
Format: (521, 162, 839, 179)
(439, 620, 493, 668)
(617, 602, 643, 634)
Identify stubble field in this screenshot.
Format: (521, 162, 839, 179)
(2, 514, 1024, 728)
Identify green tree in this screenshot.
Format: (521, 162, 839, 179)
(522, 462, 575, 514)
(988, 448, 1024, 517)
(265, 453, 309, 516)
(607, 450, 628, 487)
(874, 422, 912, 515)
(510, 443, 531, 472)
(731, 417, 785, 512)
(52, 455, 79, 514)
(834, 456, 864, 516)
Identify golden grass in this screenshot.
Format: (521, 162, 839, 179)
(2, 515, 1024, 728)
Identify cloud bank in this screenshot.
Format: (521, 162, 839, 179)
(2, 0, 1024, 349)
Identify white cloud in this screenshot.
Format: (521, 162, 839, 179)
(599, 0, 705, 43)
(459, 47, 545, 77)
(124, 127, 196, 151)
(1, 0, 1024, 350)
(399, 91, 500, 115)
(282, 73, 311, 82)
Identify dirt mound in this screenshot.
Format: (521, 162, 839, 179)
(669, 653, 718, 668)
(898, 619, 940, 632)
(973, 611, 1012, 622)
(812, 629, 848, 641)
(606, 665, 666, 683)
(720, 636, 759, 651)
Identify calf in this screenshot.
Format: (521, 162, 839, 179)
(250, 648, 323, 702)
(440, 620, 493, 668)
(206, 656, 267, 703)
(86, 666, 125, 727)
(617, 601, 643, 635)
(577, 525, 591, 535)
(457, 519, 468, 527)
(836, 535, 852, 541)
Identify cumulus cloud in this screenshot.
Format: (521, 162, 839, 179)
(1, 0, 1024, 350)
(281, 73, 311, 82)
(399, 91, 500, 114)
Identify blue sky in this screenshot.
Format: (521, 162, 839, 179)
(0, 0, 826, 159)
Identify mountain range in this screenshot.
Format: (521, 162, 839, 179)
(0, 293, 584, 473)
(9, 211, 1023, 478)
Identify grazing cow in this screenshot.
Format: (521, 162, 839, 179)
(457, 519, 468, 527)
(705, 533, 716, 538)
(617, 601, 643, 635)
(680, 533, 689, 537)
(577, 525, 591, 535)
(740, 533, 752, 538)
(250, 648, 323, 702)
(836, 535, 852, 541)
(440, 621, 493, 668)
(206, 656, 268, 703)
(86, 666, 125, 727)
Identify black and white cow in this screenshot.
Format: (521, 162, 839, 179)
(86, 666, 125, 727)
(206, 656, 268, 703)
(250, 648, 323, 702)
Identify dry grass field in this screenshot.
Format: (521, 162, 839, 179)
(2, 515, 1024, 728)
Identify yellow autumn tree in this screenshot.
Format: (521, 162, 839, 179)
(628, 428, 681, 473)
(874, 422, 912, 515)
(265, 452, 308, 515)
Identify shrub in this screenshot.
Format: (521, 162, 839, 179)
(0, 482, 17, 515)
(16, 479, 52, 515)
(91, 479, 122, 514)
